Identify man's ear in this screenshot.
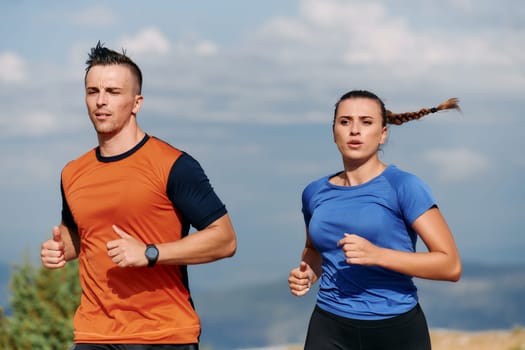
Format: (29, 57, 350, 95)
(132, 95, 144, 115)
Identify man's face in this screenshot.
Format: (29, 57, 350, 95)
(85, 64, 142, 136)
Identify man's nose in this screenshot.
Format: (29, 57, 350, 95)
(96, 92, 107, 105)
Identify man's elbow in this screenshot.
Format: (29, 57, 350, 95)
(217, 215, 237, 258)
(222, 236, 237, 258)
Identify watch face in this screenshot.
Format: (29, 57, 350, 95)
(146, 246, 158, 259)
(145, 245, 159, 267)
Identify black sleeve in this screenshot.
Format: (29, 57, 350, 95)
(167, 153, 227, 231)
(61, 180, 78, 232)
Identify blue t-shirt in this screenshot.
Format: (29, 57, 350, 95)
(302, 165, 436, 320)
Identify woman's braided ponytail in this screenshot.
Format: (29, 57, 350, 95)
(386, 98, 461, 125)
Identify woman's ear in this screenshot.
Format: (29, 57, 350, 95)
(379, 126, 388, 145)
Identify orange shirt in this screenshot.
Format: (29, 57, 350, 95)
(61, 136, 224, 344)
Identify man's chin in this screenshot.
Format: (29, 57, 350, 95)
(92, 122, 114, 134)
(94, 127, 117, 138)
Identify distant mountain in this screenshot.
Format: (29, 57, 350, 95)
(193, 278, 314, 350)
(192, 262, 525, 350)
(1, 262, 523, 350)
(416, 262, 525, 330)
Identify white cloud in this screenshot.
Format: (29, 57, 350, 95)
(423, 148, 489, 182)
(169, 36, 220, 58)
(120, 28, 171, 56)
(69, 5, 117, 27)
(194, 40, 219, 56)
(0, 52, 26, 83)
(1, 111, 62, 136)
(87, 0, 522, 127)
(260, 17, 310, 42)
(0, 0, 523, 283)
(255, 0, 521, 69)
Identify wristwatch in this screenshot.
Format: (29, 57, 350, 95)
(145, 244, 159, 268)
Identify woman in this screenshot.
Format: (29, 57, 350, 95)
(288, 90, 462, 350)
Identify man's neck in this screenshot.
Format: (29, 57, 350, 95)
(98, 127, 146, 157)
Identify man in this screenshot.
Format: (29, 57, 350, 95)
(40, 42, 237, 350)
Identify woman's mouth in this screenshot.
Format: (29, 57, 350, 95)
(347, 140, 362, 149)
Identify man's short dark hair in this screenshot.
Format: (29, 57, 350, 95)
(85, 41, 143, 94)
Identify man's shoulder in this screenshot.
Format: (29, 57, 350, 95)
(63, 147, 97, 171)
(60, 148, 98, 187)
(147, 135, 179, 150)
(146, 136, 184, 157)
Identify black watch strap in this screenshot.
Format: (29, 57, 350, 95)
(145, 244, 159, 268)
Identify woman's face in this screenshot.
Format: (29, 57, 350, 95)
(333, 97, 387, 164)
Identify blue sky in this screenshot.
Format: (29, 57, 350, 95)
(1, 0, 524, 290)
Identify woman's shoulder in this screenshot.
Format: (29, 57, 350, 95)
(304, 173, 336, 189)
(383, 165, 433, 199)
(302, 173, 334, 197)
(383, 165, 423, 186)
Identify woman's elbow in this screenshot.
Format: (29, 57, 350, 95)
(446, 258, 462, 282)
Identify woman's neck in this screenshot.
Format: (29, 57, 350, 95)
(338, 158, 386, 186)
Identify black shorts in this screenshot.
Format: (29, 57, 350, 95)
(70, 344, 198, 350)
(304, 304, 431, 350)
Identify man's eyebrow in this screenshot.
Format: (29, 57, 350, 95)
(85, 85, 122, 90)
